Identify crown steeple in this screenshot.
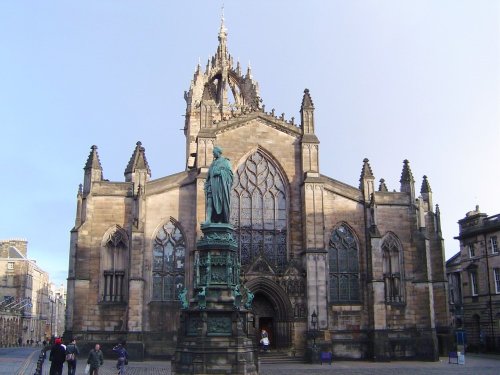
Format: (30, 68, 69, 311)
(183, 16, 261, 169)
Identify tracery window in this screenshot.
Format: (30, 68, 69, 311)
(328, 224, 360, 303)
(382, 233, 404, 303)
(230, 151, 287, 271)
(102, 227, 128, 302)
(152, 219, 185, 301)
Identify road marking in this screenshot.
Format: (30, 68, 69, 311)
(16, 349, 39, 375)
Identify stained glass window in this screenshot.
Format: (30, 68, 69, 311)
(328, 224, 360, 303)
(382, 233, 404, 303)
(230, 151, 287, 271)
(152, 219, 185, 301)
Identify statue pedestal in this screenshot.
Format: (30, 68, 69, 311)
(171, 223, 259, 375)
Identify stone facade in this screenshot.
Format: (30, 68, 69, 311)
(0, 239, 58, 345)
(65, 19, 449, 360)
(447, 207, 500, 352)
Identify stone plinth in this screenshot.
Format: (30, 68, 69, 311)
(171, 223, 259, 375)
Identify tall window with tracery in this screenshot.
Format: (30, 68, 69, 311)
(328, 224, 360, 303)
(230, 151, 287, 271)
(382, 233, 404, 303)
(102, 227, 128, 302)
(152, 219, 185, 301)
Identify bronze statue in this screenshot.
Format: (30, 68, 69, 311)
(204, 146, 233, 223)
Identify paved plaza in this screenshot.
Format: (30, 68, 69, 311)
(1, 347, 500, 375)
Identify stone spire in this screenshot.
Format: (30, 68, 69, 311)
(217, 12, 228, 64)
(300, 89, 315, 134)
(83, 145, 103, 194)
(400, 159, 415, 199)
(125, 141, 151, 189)
(359, 158, 375, 201)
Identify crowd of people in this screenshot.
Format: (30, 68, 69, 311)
(47, 337, 128, 375)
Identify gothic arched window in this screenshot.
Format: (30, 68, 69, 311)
(230, 151, 287, 271)
(328, 224, 360, 303)
(382, 233, 404, 303)
(152, 219, 185, 301)
(101, 226, 128, 302)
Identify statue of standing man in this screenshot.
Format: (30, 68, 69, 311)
(204, 146, 233, 224)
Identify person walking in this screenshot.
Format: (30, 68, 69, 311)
(49, 337, 66, 375)
(65, 338, 79, 375)
(87, 343, 104, 375)
(113, 341, 129, 374)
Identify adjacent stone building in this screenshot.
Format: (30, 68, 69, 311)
(0, 239, 53, 345)
(447, 206, 500, 352)
(65, 19, 449, 360)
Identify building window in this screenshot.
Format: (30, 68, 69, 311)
(448, 272, 462, 305)
(328, 224, 360, 303)
(230, 150, 287, 271)
(468, 243, 476, 257)
(494, 268, 500, 294)
(491, 236, 498, 254)
(382, 233, 404, 303)
(101, 226, 128, 302)
(7, 262, 14, 270)
(152, 219, 185, 301)
(470, 271, 478, 296)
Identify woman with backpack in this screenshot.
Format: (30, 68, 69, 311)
(65, 338, 79, 375)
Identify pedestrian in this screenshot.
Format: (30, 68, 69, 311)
(65, 338, 79, 375)
(113, 341, 129, 374)
(87, 343, 104, 375)
(49, 337, 66, 375)
(260, 329, 270, 352)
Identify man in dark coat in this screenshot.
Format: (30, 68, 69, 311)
(49, 337, 66, 375)
(87, 343, 104, 375)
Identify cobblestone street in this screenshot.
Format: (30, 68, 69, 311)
(2, 347, 500, 375)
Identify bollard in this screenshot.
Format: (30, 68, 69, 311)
(33, 349, 46, 375)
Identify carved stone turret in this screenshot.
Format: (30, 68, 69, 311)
(420, 175, 433, 209)
(300, 88, 315, 135)
(359, 158, 375, 202)
(83, 145, 103, 195)
(125, 141, 151, 193)
(400, 159, 415, 200)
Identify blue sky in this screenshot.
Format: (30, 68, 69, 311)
(0, 1, 499, 286)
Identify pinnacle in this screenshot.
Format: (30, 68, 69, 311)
(400, 159, 414, 183)
(84, 145, 102, 170)
(420, 175, 432, 193)
(125, 141, 151, 176)
(378, 178, 388, 192)
(359, 158, 374, 179)
(301, 88, 314, 109)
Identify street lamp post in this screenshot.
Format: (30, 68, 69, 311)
(310, 310, 319, 363)
(311, 310, 318, 348)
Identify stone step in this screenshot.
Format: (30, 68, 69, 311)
(259, 351, 304, 364)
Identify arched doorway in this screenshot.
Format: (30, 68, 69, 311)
(246, 277, 293, 350)
(253, 293, 276, 348)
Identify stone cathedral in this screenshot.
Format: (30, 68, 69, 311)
(65, 19, 449, 361)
